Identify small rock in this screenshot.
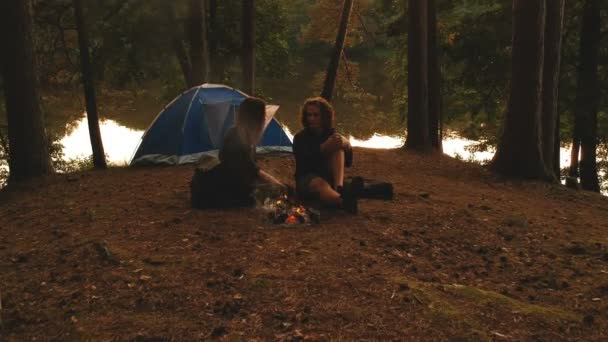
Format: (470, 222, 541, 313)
(11, 253, 28, 263)
(211, 326, 228, 338)
(583, 314, 595, 326)
(565, 245, 586, 255)
(143, 258, 164, 266)
(139, 275, 152, 281)
(93, 241, 120, 265)
(399, 283, 410, 291)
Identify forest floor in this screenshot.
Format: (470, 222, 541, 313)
(1, 148, 607, 341)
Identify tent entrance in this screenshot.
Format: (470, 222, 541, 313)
(203, 102, 236, 149)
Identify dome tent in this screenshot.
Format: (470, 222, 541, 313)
(130, 84, 292, 165)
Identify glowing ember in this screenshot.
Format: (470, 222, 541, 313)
(263, 197, 320, 226)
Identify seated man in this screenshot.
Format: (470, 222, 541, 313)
(292, 97, 361, 213)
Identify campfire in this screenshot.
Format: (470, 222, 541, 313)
(263, 196, 320, 226)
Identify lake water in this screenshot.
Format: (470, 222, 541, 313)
(61, 114, 574, 168)
(0, 113, 603, 194)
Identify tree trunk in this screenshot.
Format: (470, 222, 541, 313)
(320, 0, 354, 102)
(427, 0, 442, 151)
(540, 0, 564, 179)
(208, 0, 225, 82)
(0, 0, 53, 182)
(575, 0, 600, 192)
(569, 138, 580, 178)
(187, 0, 209, 86)
(242, 0, 256, 95)
(73, 0, 107, 169)
(161, 1, 192, 88)
(406, 0, 430, 150)
(490, 0, 549, 179)
(553, 106, 561, 178)
(202, 0, 210, 82)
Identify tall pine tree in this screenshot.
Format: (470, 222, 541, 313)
(570, 0, 601, 192)
(491, 0, 550, 179)
(320, 0, 354, 102)
(0, 0, 53, 182)
(406, 0, 430, 150)
(73, 0, 107, 169)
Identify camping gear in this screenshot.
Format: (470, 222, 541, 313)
(190, 155, 255, 209)
(346, 176, 394, 200)
(131, 84, 292, 166)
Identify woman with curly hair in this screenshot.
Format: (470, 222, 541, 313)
(292, 97, 361, 213)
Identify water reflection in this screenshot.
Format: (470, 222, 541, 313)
(350, 134, 403, 149)
(61, 114, 143, 165)
(61, 115, 502, 165)
(0, 115, 600, 194)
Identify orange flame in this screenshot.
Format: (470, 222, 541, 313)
(285, 215, 298, 224)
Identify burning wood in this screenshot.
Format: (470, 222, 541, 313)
(263, 196, 320, 226)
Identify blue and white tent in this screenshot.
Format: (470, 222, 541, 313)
(130, 84, 292, 166)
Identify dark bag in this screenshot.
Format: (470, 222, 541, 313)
(190, 158, 253, 209)
(346, 177, 394, 200)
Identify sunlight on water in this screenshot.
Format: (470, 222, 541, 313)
(61, 114, 143, 165)
(350, 134, 403, 149)
(59, 118, 569, 167)
(57, 118, 605, 194)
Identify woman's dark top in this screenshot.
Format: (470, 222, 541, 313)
(292, 127, 352, 186)
(219, 127, 260, 188)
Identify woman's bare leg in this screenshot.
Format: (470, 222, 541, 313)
(307, 177, 342, 206)
(328, 150, 345, 189)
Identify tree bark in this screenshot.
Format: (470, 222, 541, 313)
(0, 0, 53, 182)
(427, 0, 442, 151)
(320, 0, 354, 102)
(73, 0, 107, 169)
(569, 138, 580, 178)
(406, 0, 430, 150)
(575, 0, 601, 192)
(187, 0, 209, 86)
(491, 0, 549, 179)
(162, 1, 192, 88)
(540, 0, 564, 179)
(553, 106, 561, 178)
(242, 0, 256, 95)
(208, 0, 225, 82)
(202, 0, 210, 82)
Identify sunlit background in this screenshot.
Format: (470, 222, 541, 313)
(60, 113, 578, 171)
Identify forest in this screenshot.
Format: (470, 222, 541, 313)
(1, 0, 608, 340)
(0, 0, 607, 190)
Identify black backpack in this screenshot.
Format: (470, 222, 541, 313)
(190, 159, 254, 209)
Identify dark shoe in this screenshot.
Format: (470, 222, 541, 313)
(350, 176, 364, 196)
(339, 176, 364, 198)
(362, 182, 393, 200)
(341, 191, 358, 214)
(346, 176, 393, 200)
